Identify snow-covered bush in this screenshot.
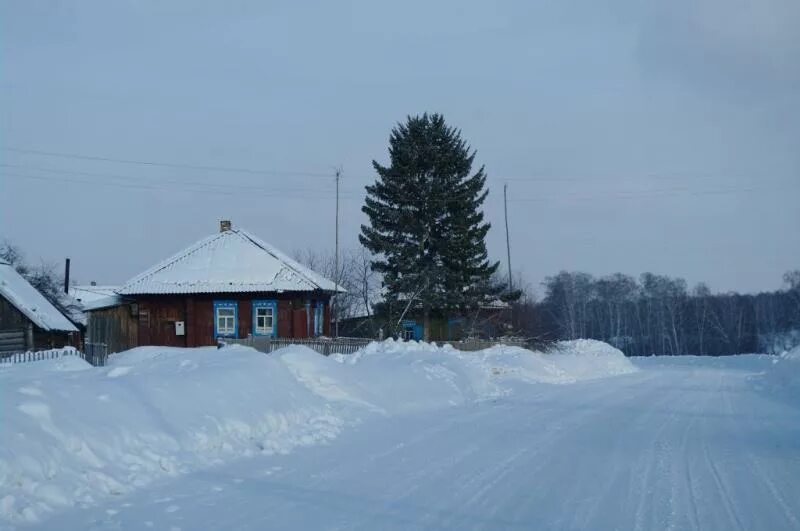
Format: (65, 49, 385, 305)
(765, 344, 800, 397)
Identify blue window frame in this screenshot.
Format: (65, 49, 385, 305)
(213, 300, 238, 338)
(314, 302, 324, 336)
(252, 300, 278, 337)
(401, 319, 423, 341)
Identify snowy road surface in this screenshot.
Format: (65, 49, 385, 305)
(27, 357, 800, 530)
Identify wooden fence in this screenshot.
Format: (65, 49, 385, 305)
(0, 343, 109, 367)
(223, 336, 532, 356)
(223, 336, 372, 356)
(436, 338, 530, 351)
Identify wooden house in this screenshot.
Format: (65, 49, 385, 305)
(0, 260, 79, 354)
(340, 298, 513, 341)
(86, 221, 341, 352)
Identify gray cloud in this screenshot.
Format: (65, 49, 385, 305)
(1, 0, 797, 295)
(638, 0, 800, 94)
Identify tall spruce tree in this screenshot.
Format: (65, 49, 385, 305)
(360, 113, 499, 340)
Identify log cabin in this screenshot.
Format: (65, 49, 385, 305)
(85, 221, 341, 353)
(0, 260, 79, 354)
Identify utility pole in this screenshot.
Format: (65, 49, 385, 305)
(504, 183, 512, 293)
(64, 258, 71, 294)
(334, 167, 341, 337)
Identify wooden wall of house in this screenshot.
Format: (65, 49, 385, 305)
(0, 295, 75, 352)
(0, 296, 27, 332)
(131, 292, 333, 348)
(136, 296, 187, 348)
(87, 304, 138, 354)
(0, 296, 27, 353)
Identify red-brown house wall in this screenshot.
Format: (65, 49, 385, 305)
(134, 292, 331, 348)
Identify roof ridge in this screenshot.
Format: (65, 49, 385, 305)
(235, 229, 319, 290)
(121, 231, 228, 290)
(117, 227, 340, 295)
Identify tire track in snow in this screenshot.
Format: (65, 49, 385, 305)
(391, 376, 653, 530)
(433, 445, 533, 530)
(679, 404, 702, 531)
(568, 379, 677, 531)
(699, 373, 746, 531)
(497, 372, 667, 529)
(722, 371, 800, 530)
(631, 396, 683, 531)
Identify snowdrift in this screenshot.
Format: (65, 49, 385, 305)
(0, 347, 342, 525)
(764, 344, 800, 397)
(280, 339, 637, 414)
(0, 340, 635, 525)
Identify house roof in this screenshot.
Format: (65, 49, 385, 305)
(69, 285, 120, 305)
(82, 295, 126, 312)
(0, 261, 79, 332)
(68, 285, 125, 314)
(117, 228, 342, 295)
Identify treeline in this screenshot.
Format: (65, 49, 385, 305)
(515, 270, 800, 356)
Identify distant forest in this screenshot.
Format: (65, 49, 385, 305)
(295, 247, 799, 355)
(515, 270, 800, 356)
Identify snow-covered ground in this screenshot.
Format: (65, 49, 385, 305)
(2, 341, 799, 530)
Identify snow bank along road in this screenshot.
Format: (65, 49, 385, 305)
(2, 342, 800, 530)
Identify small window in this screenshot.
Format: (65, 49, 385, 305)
(255, 307, 273, 334)
(314, 302, 324, 336)
(214, 301, 238, 338)
(252, 300, 277, 337)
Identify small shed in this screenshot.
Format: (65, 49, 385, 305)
(0, 260, 79, 354)
(86, 221, 342, 352)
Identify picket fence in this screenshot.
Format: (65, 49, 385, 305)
(224, 336, 531, 356)
(223, 336, 371, 356)
(0, 343, 109, 367)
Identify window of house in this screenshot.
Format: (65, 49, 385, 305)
(314, 302, 324, 336)
(214, 301, 238, 338)
(252, 300, 277, 337)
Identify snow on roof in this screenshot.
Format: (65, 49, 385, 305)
(480, 298, 511, 310)
(82, 295, 125, 312)
(69, 285, 120, 305)
(65, 286, 124, 321)
(0, 262, 78, 332)
(118, 228, 343, 295)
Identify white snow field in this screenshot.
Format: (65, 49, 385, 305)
(2, 341, 799, 530)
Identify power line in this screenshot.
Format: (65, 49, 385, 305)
(2, 147, 334, 179)
(3, 146, 775, 184)
(0, 163, 335, 195)
(0, 172, 343, 200)
(2, 170, 787, 203)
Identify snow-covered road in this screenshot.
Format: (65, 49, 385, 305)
(34, 356, 800, 531)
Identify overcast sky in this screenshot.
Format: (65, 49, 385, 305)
(1, 0, 798, 295)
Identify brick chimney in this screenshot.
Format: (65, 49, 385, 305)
(220, 220, 232, 232)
